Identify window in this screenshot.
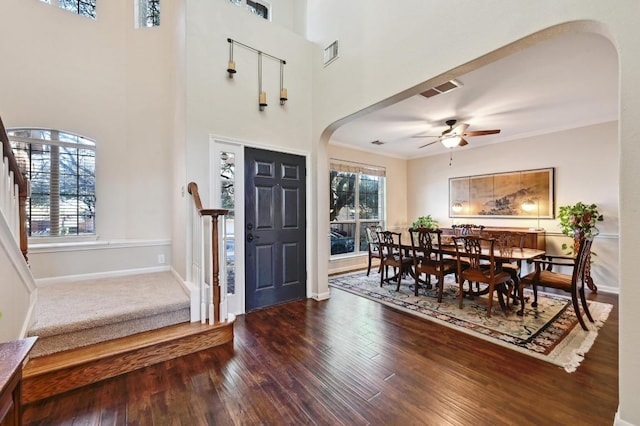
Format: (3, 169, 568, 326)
(8, 128, 96, 238)
(219, 151, 236, 294)
(329, 161, 385, 257)
(40, 0, 97, 19)
(137, 0, 160, 27)
(229, 0, 270, 21)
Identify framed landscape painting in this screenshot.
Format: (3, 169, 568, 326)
(449, 168, 555, 218)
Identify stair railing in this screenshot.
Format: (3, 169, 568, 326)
(0, 116, 28, 261)
(187, 182, 228, 324)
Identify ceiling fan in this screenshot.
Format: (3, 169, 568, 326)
(414, 119, 501, 149)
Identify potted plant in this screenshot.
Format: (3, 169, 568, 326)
(411, 215, 439, 229)
(557, 202, 603, 292)
(558, 202, 604, 240)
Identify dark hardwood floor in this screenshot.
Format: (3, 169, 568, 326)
(23, 284, 618, 425)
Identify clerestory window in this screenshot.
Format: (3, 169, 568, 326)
(329, 160, 386, 257)
(136, 0, 160, 28)
(8, 128, 96, 238)
(229, 0, 270, 21)
(39, 0, 97, 20)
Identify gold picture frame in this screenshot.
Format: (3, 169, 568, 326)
(449, 168, 555, 218)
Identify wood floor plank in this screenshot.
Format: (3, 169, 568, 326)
(22, 285, 618, 425)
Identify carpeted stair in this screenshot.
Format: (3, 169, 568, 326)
(27, 272, 191, 358)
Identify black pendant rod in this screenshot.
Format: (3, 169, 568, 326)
(227, 38, 286, 65)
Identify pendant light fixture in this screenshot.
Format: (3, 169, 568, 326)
(226, 39, 236, 77)
(279, 60, 288, 105)
(258, 52, 267, 110)
(225, 38, 288, 111)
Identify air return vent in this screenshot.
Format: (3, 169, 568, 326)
(420, 79, 462, 98)
(324, 40, 339, 66)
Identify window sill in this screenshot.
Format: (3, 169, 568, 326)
(330, 252, 367, 262)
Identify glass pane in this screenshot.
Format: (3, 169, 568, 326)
(359, 221, 380, 253)
(221, 181, 234, 209)
(330, 171, 356, 221)
(220, 152, 235, 180)
(359, 174, 380, 220)
(329, 223, 355, 255)
(220, 151, 236, 295)
(225, 239, 235, 294)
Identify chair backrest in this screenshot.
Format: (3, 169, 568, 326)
(452, 224, 485, 236)
(453, 235, 498, 277)
(493, 231, 525, 257)
(408, 227, 442, 261)
(366, 225, 382, 255)
(573, 236, 594, 288)
(378, 231, 403, 259)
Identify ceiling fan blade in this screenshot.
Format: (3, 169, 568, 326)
(463, 129, 501, 137)
(458, 138, 469, 146)
(418, 140, 440, 149)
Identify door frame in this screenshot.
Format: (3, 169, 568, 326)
(209, 135, 312, 315)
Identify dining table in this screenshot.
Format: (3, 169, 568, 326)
(402, 236, 546, 316)
(434, 238, 546, 315)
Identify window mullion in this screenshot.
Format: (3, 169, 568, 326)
(354, 173, 361, 252)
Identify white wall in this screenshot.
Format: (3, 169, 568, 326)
(327, 143, 408, 274)
(407, 122, 619, 292)
(0, 219, 36, 342)
(306, 2, 639, 424)
(181, 1, 315, 294)
(0, 0, 174, 278)
(28, 240, 171, 283)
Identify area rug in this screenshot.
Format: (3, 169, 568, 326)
(328, 271, 613, 372)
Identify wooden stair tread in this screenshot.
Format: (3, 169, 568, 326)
(24, 319, 234, 378)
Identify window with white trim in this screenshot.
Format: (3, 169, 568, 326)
(229, 0, 270, 20)
(8, 128, 96, 238)
(39, 0, 97, 20)
(329, 160, 385, 257)
(219, 150, 236, 294)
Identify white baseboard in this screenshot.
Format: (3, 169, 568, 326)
(594, 284, 619, 295)
(311, 291, 331, 301)
(35, 265, 171, 286)
(614, 408, 636, 426)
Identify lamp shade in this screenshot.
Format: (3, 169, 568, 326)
(441, 135, 461, 148)
(521, 199, 536, 212)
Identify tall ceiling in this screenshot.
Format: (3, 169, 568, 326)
(329, 32, 618, 159)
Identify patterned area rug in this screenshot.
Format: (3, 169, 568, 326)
(329, 271, 613, 372)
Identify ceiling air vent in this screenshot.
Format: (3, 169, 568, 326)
(324, 40, 339, 66)
(420, 79, 462, 98)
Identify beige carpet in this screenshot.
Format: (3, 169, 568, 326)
(28, 272, 190, 357)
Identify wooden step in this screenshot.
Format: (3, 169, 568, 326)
(22, 317, 235, 405)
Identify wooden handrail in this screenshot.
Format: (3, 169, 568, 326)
(0, 115, 28, 261)
(187, 182, 228, 323)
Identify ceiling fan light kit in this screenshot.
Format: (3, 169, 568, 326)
(414, 119, 500, 150)
(441, 135, 461, 148)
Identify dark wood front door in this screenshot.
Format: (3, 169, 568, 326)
(244, 147, 306, 311)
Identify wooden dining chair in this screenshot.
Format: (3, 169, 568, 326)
(452, 235, 514, 317)
(520, 237, 595, 331)
(365, 225, 382, 276)
(377, 230, 413, 291)
(409, 227, 458, 300)
(493, 231, 527, 304)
